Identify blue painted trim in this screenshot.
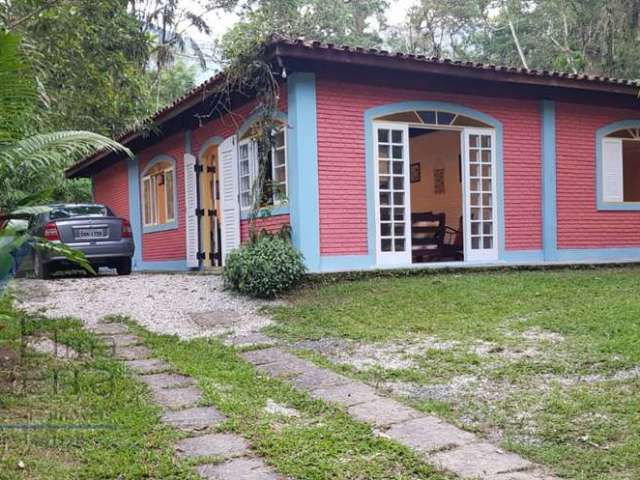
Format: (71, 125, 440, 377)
(143, 222, 178, 234)
(141, 154, 180, 235)
(238, 110, 288, 139)
(127, 156, 143, 269)
(596, 119, 640, 211)
(502, 250, 544, 263)
(320, 255, 374, 272)
(240, 205, 290, 221)
(288, 73, 320, 272)
(556, 247, 640, 262)
(137, 260, 188, 272)
(197, 135, 224, 159)
(541, 100, 558, 261)
(364, 101, 504, 267)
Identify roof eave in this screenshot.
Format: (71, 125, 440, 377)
(274, 41, 638, 97)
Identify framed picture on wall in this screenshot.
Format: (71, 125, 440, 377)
(410, 163, 421, 183)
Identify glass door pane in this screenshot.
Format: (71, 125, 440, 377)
(464, 130, 498, 261)
(375, 123, 411, 266)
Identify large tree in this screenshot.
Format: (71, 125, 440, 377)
(2, 0, 152, 136)
(392, 0, 640, 78)
(219, 0, 389, 60)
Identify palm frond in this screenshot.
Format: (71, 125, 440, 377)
(0, 131, 132, 174)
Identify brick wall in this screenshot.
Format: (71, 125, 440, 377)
(138, 132, 186, 261)
(556, 102, 640, 248)
(315, 76, 542, 255)
(240, 215, 291, 243)
(93, 161, 129, 220)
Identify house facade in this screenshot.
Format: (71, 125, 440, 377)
(67, 38, 640, 273)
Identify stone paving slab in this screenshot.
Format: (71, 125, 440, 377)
(161, 407, 226, 433)
(101, 334, 140, 347)
(152, 385, 203, 410)
(176, 433, 249, 459)
(384, 416, 477, 453)
(242, 348, 300, 366)
(488, 470, 559, 480)
(348, 398, 424, 428)
(226, 333, 276, 348)
(138, 372, 195, 390)
(310, 382, 381, 407)
(125, 358, 172, 374)
(291, 365, 350, 391)
(196, 457, 280, 480)
(244, 346, 557, 480)
(428, 442, 534, 479)
(90, 323, 129, 335)
(114, 345, 153, 360)
(255, 358, 311, 378)
(27, 337, 79, 360)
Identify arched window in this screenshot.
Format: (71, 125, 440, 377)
(600, 125, 640, 205)
(142, 157, 176, 228)
(376, 109, 491, 128)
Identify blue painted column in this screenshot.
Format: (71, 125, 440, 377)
(287, 73, 321, 272)
(541, 100, 558, 261)
(127, 156, 143, 269)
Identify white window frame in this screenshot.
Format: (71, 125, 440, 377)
(142, 164, 176, 227)
(238, 126, 288, 211)
(238, 138, 255, 210)
(270, 127, 288, 206)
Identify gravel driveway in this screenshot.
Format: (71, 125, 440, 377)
(13, 274, 277, 339)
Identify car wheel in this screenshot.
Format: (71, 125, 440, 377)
(116, 258, 132, 276)
(33, 253, 51, 279)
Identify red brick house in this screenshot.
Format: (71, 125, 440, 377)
(67, 38, 640, 273)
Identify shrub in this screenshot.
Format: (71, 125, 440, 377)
(223, 234, 306, 299)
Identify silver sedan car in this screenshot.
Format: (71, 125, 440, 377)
(24, 204, 135, 278)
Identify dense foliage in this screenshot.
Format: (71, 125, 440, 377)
(0, 31, 128, 281)
(391, 0, 640, 78)
(0, 0, 202, 205)
(223, 234, 306, 299)
(220, 0, 389, 59)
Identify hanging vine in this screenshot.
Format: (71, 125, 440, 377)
(195, 38, 286, 243)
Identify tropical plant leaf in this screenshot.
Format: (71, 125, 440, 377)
(0, 130, 132, 174)
(32, 237, 96, 275)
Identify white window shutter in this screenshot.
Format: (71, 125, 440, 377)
(219, 135, 241, 264)
(602, 138, 624, 203)
(183, 153, 199, 268)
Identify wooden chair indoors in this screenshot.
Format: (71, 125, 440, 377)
(411, 212, 446, 263)
(442, 216, 464, 261)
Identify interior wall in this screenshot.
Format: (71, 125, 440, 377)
(410, 130, 462, 229)
(623, 140, 640, 202)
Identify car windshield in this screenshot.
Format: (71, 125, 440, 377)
(50, 205, 111, 219)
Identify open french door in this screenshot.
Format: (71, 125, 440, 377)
(374, 122, 412, 266)
(463, 128, 498, 262)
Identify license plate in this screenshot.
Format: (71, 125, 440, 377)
(76, 228, 107, 240)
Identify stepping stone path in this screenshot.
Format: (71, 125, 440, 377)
(243, 347, 560, 480)
(90, 321, 284, 480)
(26, 336, 79, 360)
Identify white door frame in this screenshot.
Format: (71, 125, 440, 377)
(371, 121, 500, 267)
(462, 128, 499, 262)
(373, 122, 412, 267)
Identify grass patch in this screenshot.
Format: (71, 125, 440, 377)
(267, 267, 640, 479)
(0, 293, 195, 480)
(129, 323, 450, 480)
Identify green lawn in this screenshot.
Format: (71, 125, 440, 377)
(267, 267, 640, 480)
(132, 323, 449, 480)
(0, 294, 195, 480)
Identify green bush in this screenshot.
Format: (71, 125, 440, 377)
(223, 235, 306, 299)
